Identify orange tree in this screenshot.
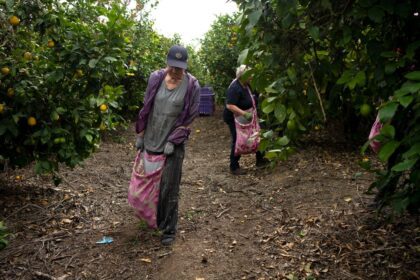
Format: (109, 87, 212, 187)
(0, 0, 169, 175)
(232, 0, 419, 213)
(198, 14, 241, 103)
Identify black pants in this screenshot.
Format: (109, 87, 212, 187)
(156, 144, 185, 237)
(226, 120, 264, 171)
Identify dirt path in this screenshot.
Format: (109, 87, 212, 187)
(1, 109, 419, 280)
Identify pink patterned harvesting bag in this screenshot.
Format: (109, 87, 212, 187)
(234, 86, 261, 156)
(128, 150, 166, 228)
(368, 115, 383, 154)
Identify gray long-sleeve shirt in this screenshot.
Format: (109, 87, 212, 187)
(144, 76, 188, 152)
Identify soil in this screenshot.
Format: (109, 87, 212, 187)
(0, 108, 419, 280)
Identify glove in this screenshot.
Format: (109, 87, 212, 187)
(243, 112, 252, 121)
(163, 142, 174, 156)
(135, 136, 144, 151)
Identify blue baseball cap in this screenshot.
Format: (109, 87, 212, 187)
(167, 45, 188, 69)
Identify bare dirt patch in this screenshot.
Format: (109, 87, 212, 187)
(1, 108, 419, 280)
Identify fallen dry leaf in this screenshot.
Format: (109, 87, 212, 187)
(61, 218, 72, 224)
(344, 197, 352, 202)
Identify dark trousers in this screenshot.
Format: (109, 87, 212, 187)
(226, 120, 264, 171)
(156, 144, 185, 237)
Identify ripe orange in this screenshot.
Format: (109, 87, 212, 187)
(7, 88, 14, 97)
(99, 104, 108, 112)
(9, 15, 20, 26)
(27, 116, 37, 126)
(360, 104, 372, 117)
(47, 40, 55, 48)
(1, 67, 10, 75)
(24, 52, 32, 60)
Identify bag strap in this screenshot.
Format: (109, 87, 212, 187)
(230, 79, 256, 110)
(246, 86, 256, 110)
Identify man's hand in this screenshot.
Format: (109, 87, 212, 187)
(163, 142, 174, 156)
(136, 136, 144, 151)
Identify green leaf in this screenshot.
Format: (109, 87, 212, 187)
(399, 95, 413, 108)
(286, 67, 297, 83)
(368, 6, 385, 23)
(265, 151, 279, 159)
(308, 26, 319, 40)
(380, 51, 396, 58)
(238, 48, 249, 64)
(35, 160, 53, 174)
(266, 96, 278, 103)
(247, 9, 262, 30)
(88, 59, 98, 68)
(405, 40, 420, 60)
(104, 56, 117, 63)
(392, 197, 409, 213)
(274, 104, 287, 123)
(385, 63, 396, 74)
(403, 143, 420, 159)
(262, 130, 273, 138)
(378, 140, 400, 162)
(337, 70, 353, 84)
(262, 103, 275, 114)
(403, 82, 420, 93)
(391, 159, 417, 172)
(277, 136, 290, 146)
(354, 71, 366, 87)
(405, 71, 420, 81)
(85, 134, 93, 143)
(281, 13, 294, 28)
(380, 124, 395, 139)
(379, 102, 398, 122)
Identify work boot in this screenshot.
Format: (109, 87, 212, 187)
(161, 235, 175, 246)
(230, 168, 246, 175)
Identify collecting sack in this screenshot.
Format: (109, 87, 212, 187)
(128, 150, 166, 228)
(368, 114, 383, 154)
(234, 86, 261, 156)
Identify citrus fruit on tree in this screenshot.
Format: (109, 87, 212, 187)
(51, 112, 60, 121)
(47, 40, 55, 48)
(75, 69, 83, 77)
(360, 103, 372, 117)
(99, 104, 108, 112)
(1, 67, 10, 75)
(0, 104, 4, 114)
(24, 52, 32, 60)
(53, 138, 66, 144)
(7, 88, 14, 97)
(9, 16, 20, 26)
(99, 122, 107, 131)
(287, 119, 296, 130)
(27, 116, 37, 126)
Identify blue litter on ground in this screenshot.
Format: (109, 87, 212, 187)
(96, 236, 113, 244)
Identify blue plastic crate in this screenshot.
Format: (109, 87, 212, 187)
(199, 87, 215, 116)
